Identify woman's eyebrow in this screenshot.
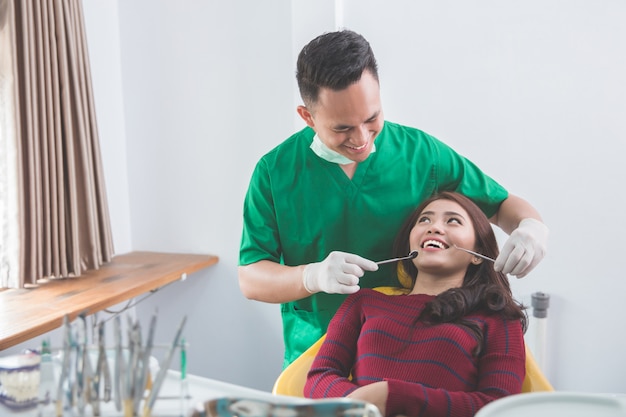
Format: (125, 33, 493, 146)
(420, 210, 467, 220)
(444, 210, 467, 220)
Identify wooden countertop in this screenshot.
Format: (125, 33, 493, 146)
(0, 251, 219, 351)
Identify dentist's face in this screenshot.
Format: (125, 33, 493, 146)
(297, 71, 384, 164)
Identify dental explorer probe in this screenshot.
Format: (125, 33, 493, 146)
(453, 245, 496, 263)
(376, 250, 418, 265)
(142, 315, 187, 417)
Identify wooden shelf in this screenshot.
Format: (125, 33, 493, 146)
(0, 251, 218, 351)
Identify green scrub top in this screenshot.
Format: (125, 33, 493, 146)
(240, 121, 508, 367)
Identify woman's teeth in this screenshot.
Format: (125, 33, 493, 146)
(422, 240, 448, 249)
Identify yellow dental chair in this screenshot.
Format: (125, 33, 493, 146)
(273, 287, 553, 397)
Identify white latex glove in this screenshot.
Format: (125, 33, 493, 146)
(495, 218, 549, 278)
(303, 251, 379, 294)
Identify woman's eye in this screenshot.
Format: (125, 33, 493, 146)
(417, 216, 430, 224)
(448, 218, 462, 225)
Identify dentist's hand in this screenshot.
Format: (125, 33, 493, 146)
(495, 218, 549, 278)
(303, 251, 378, 294)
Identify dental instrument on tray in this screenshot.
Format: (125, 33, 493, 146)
(95, 320, 112, 404)
(192, 397, 383, 417)
(125, 319, 142, 416)
(135, 310, 158, 412)
(143, 315, 187, 417)
(180, 337, 189, 417)
(77, 313, 95, 416)
(71, 313, 86, 415)
(376, 250, 418, 265)
(89, 315, 103, 416)
(453, 244, 496, 263)
(113, 315, 124, 412)
(56, 316, 71, 417)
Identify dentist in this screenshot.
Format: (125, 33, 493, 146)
(239, 29, 548, 368)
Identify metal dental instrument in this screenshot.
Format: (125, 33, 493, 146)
(453, 244, 496, 263)
(56, 316, 71, 417)
(132, 323, 144, 416)
(90, 315, 102, 416)
(76, 313, 88, 415)
(96, 321, 112, 404)
(179, 337, 189, 417)
(376, 250, 418, 265)
(143, 315, 187, 417)
(126, 320, 142, 416)
(134, 310, 157, 412)
(113, 316, 123, 411)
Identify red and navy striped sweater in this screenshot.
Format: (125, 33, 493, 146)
(304, 288, 525, 417)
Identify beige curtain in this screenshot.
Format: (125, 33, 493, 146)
(0, 0, 113, 289)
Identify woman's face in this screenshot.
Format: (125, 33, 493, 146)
(408, 199, 481, 276)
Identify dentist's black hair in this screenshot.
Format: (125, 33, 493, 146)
(296, 29, 379, 108)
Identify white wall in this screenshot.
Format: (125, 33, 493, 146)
(82, 0, 132, 254)
(101, 0, 295, 391)
(76, 0, 625, 393)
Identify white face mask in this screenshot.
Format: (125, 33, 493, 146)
(310, 134, 376, 165)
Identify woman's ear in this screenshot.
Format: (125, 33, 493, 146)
(297, 105, 315, 128)
(471, 257, 483, 265)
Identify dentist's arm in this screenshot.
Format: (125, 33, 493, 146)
(490, 194, 549, 278)
(239, 251, 378, 303)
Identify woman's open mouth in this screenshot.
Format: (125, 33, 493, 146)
(421, 240, 450, 250)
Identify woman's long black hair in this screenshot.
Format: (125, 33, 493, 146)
(393, 192, 527, 355)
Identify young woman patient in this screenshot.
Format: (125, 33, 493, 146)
(304, 191, 527, 417)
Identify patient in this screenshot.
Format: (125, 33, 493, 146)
(304, 191, 527, 417)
